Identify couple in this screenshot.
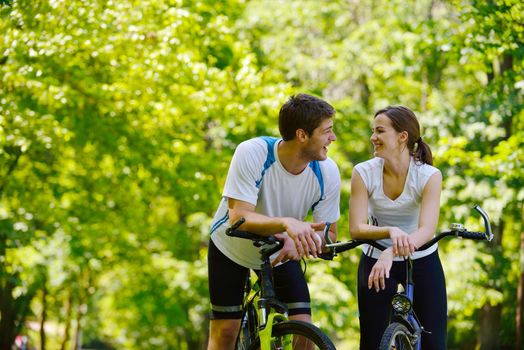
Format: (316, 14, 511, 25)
(207, 94, 445, 350)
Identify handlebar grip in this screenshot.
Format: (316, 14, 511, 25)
(226, 229, 260, 240)
(228, 217, 246, 232)
(226, 228, 280, 248)
(459, 231, 487, 240)
(318, 252, 335, 260)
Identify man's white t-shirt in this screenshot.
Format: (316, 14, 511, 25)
(210, 136, 341, 269)
(354, 157, 440, 260)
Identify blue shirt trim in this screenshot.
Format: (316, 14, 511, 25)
(210, 212, 229, 235)
(309, 161, 324, 212)
(255, 136, 278, 188)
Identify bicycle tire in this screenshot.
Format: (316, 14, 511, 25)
(247, 320, 335, 350)
(236, 301, 259, 350)
(378, 322, 414, 350)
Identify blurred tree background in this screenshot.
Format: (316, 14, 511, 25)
(0, 0, 522, 349)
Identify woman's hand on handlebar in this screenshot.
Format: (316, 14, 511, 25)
(389, 227, 416, 257)
(272, 233, 300, 266)
(368, 247, 394, 292)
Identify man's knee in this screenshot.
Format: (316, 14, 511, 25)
(289, 313, 311, 323)
(208, 319, 240, 350)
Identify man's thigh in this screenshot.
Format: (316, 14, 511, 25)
(272, 261, 311, 316)
(208, 239, 249, 319)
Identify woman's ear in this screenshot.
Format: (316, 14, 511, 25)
(399, 131, 408, 143)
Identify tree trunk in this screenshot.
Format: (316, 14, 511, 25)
(40, 278, 47, 350)
(0, 283, 16, 350)
(0, 235, 16, 350)
(478, 223, 503, 349)
(73, 299, 85, 350)
(479, 303, 502, 350)
(60, 292, 73, 350)
(516, 229, 524, 350)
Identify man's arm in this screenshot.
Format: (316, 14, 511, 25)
(228, 198, 322, 258)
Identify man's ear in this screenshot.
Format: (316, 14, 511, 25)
(296, 128, 308, 142)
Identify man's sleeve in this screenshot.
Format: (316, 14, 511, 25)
(222, 140, 263, 206)
(313, 159, 341, 224)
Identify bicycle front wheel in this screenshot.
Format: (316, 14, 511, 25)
(247, 320, 335, 350)
(378, 322, 414, 350)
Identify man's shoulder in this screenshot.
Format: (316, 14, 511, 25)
(318, 157, 340, 173)
(237, 136, 278, 152)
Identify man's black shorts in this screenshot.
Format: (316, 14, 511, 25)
(208, 239, 311, 319)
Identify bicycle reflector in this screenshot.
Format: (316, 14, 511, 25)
(391, 293, 412, 314)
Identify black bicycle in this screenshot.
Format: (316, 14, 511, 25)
(226, 218, 336, 350)
(320, 205, 493, 350)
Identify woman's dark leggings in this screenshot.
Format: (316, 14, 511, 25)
(357, 250, 447, 350)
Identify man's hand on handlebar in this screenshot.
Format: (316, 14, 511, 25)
(282, 217, 322, 258)
(272, 233, 300, 266)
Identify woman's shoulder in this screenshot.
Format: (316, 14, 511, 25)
(411, 161, 441, 191)
(412, 161, 440, 177)
(355, 157, 383, 171)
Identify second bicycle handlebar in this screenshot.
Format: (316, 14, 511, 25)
(323, 205, 493, 259)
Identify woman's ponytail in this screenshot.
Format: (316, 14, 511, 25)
(413, 137, 433, 166)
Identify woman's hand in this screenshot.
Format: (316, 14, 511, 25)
(389, 227, 416, 257)
(368, 248, 394, 292)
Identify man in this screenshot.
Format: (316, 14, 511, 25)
(207, 93, 341, 350)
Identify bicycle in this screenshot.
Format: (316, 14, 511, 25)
(226, 218, 337, 350)
(320, 205, 493, 350)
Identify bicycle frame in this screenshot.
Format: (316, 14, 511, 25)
(227, 219, 294, 349)
(241, 270, 290, 349)
(389, 258, 423, 349)
(256, 249, 289, 348)
(228, 218, 336, 350)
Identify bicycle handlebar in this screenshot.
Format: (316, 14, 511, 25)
(322, 205, 493, 259)
(225, 218, 283, 257)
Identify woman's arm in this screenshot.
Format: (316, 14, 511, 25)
(406, 171, 442, 248)
(349, 171, 388, 239)
(349, 170, 415, 256)
(349, 171, 398, 239)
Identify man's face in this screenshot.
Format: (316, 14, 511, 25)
(302, 118, 336, 161)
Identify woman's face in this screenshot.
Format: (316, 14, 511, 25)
(370, 114, 405, 157)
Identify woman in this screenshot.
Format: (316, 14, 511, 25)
(349, 106, 445, 349)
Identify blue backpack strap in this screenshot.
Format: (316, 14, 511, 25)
(309, 161, 324, 212)
(255, 136, 278, 188)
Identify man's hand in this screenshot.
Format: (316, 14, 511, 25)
(388, 227, 416, 257)
(272, 233, 300, 266)
(282, 218, 322, 258)
(368, 247, 394, 292)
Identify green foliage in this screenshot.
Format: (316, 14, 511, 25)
(0, 0, 522, 349)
